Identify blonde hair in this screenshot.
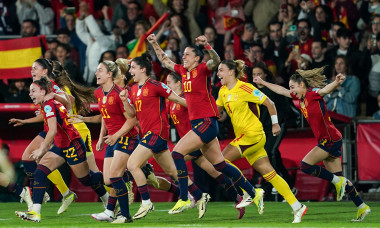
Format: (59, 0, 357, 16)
(116, 58, 131, 76)
(221, 59, 246, 79)
(291, 67, 327, 88)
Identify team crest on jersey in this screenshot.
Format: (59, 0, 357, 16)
(44, 105, 54, 117)
(102, 96, 107, 104)
(143, 89, 149, 96)
(234, 94, 239, 101)
(53, 85, 62, 93)
(191, 69, 197, 78)
(108, 96, 114, 105)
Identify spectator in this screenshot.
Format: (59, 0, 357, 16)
(203, 25, 223, 57)
(291, 19, 316, 57)
(332, 0, 359, 32)
(244, 0, 280, 35)
(0, 1, 18, 35)
(278, 3, 298, 44)
(310, 39, 333, 80)
(359, 14, 380, 52)
(55, 43, 82, 84)
(76, 1, 117, 85)
(16, 0, 54, 35)
(357, 0, 380, 31)
(115, 44, 129, 59)
(4, 79, 31, 103)
(57, 27, 80, 68)
(126, 19, 150, 53)
(329, 28, 365, 79)
(224, 43, 235, 60)
(330, 21, 346, 48)
(99, 50, 116, 63)
(44, 38, 59, 60)
(251, 61, 295, 192)
(373, 92, 380, 119)
(366, 33, 380, 116)
(246, 43, 277, 78)
(153, 0, 201, 41)
(20, 19, 37, 37)
(325, 56, 360, 118)
(60, 10, 87, 75)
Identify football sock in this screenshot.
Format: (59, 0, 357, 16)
(300, 161, 333, 181)
(216, 174, 239, 203)
(172, 151, 188, 201)
(263, 170, 297, 206)
(47, 169, 69, 196)
(110, 177, 131, 217)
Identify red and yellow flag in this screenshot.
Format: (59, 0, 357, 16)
(128, 12, 170, 59)
(0, 36, 44, 79)
(223, 15, 243, 31)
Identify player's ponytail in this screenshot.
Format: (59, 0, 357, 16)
(290, 67, 327, 88)
(221, 59, 246, 79)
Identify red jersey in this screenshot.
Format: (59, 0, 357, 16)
(174, 63, 219, 120)
(291, 87, 342, 142)
(42, 80, 65, 133)
(168, 93, 191, 138)
(94, 84, 138, 137)
(42, 99, 80, 148)
(130, 78, 172, 140)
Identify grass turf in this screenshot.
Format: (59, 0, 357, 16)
(0, 201, 379, 227)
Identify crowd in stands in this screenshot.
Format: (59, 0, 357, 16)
(0, 0, 380, 119)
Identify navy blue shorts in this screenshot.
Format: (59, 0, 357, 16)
(317, 138, 342, 158)
(139, 131, 168, 154)
(188, 150, 203, 160)
(190, 117, 219, 144)
(105, 136, 139, 158)
(38, 131, 47, 138)
(50, 138, 87, 165)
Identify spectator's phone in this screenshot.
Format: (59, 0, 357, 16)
(372, 34, 377, 47)
(289, 25, 297, 31)
(64, 7, 76, 15)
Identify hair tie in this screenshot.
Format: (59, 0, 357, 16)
(32, 82, 45, 91)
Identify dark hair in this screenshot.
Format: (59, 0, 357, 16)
(8, 79, 29, 95)
(127, 1, 142, 11)
(34, 58, 55, 79)
(52, 61, 95, 115)
(297, 18, 311, 30)
(99, 50, 116, 63)
(187, 44, 204, 63)
(168, 72, 182, 83)
(57, 28, 71, 36)
(268, 21, 282, 30)
(332, 21, 346, 29)
(33, 76, 52, 94)
(23, 19, 38, 28)
(204, 25, 217, 36)
(336, 28, 351, 38)
(250, 43, 263, 51)
(57, 43, 71, 53)
(333, 55, 351, 76)
(313, 39, 327, 48)
(116, 44, 130, 55)
(252, 62, 274, 83)
(167, 0, 188, 13)
(220, 59, 245, 79)
(132, 52, 153, 75)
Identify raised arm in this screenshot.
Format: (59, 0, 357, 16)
(195, 35, 221, 70)
(147, 34, 176, 72)
(318, 73, 346, 97)
(253, 76, 292, 98)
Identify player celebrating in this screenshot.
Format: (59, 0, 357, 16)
(254, 67, 371, 222)
(15, 77, 107, 222)
(91, 60, 138, 223)
(9, 58, 77, 214)
(120, 53, 188, 220)
(166, 72, 246, 219)
(216, 60, 306, 223)
(147, 34, 263, 217)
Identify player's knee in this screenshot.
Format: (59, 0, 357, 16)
(299, 161, 315, 175)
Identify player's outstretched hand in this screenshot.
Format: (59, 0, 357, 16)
(9, 118, 25, 127)
(336, 73, 346, 84)
(119, 89, 129, 103)
(195, 35, 208, 46)
(253, 76, 264, 85)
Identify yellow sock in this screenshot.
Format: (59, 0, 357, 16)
(263, 170, 297, 205)
(104, 185, 111, 193)
(47, 169, 69, 195)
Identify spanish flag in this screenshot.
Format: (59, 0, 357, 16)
(223, 15, 243, 31)
(0, 36, 45, 79)
(128, 12, 170, 59)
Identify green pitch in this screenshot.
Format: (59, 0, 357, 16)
(0, 201, 379, 227)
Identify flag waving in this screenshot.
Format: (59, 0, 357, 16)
(0, 36, 45, 79)
(128, 12, 170, 58)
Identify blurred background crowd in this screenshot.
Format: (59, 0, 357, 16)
(0, 0, 380, 120)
